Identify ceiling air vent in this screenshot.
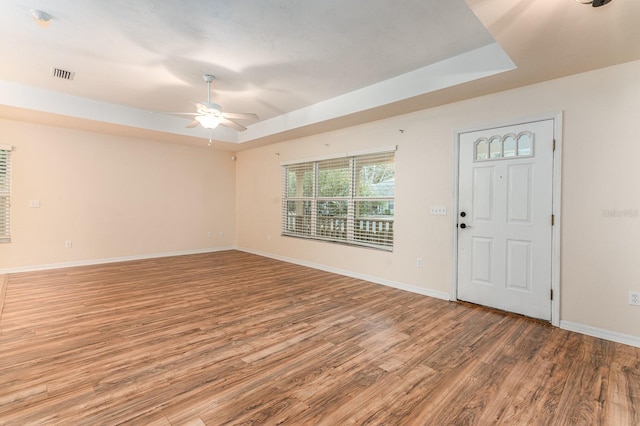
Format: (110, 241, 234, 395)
(51, 67, 75, 81)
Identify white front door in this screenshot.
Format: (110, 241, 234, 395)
(457, 119, 554, 320)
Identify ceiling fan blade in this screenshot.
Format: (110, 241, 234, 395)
(186, 120, 200, 128)
(219, 117, 247, 131)
(167, 112, 198, 116)
(194, 102, 212, 114)
(222, 112, 258, 120)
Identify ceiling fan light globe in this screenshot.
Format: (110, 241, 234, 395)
(195, 114, 221, 129)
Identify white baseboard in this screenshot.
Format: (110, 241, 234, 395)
(237, 248, 640, 348)
(237, 246, 451, 301)
(560, 320, 640, 348)
(0, 246, 235, 275)
(8, 247, 638, 349)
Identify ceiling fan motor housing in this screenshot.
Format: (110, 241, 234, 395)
(198, 102, 222, 114)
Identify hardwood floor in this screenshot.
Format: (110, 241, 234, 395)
(0, 250, 638, 425)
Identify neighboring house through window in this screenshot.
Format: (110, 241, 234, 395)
(282, 146, 396, 251)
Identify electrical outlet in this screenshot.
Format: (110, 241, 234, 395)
(207, 231, 212, 239)
(65, 240, 72, 249)
(416, 258, 423, 268)
(630, 291, 640, 306)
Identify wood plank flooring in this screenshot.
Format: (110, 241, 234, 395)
(0, 250, 638, 425)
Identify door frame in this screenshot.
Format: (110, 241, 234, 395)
(450, 112, 563, 326)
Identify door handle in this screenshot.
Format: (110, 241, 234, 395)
(459, 223, 471, 229)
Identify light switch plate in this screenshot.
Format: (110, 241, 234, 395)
(29, 200, 41, 208)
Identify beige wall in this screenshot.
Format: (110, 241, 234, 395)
(2, 60, 638, 341)
(235, 59, 640, 339)
(0, 120, 236, 269)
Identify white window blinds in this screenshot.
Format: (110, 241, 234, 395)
(0, 145, 12, 243)
(282, 147, 395, 250)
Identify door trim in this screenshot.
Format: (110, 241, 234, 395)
(450, 112, 563, 326)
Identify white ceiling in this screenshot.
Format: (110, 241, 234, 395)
(1, 0, 639, 150)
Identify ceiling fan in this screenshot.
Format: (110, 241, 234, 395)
(178, 74, 258, 131)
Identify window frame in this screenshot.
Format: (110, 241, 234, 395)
(282, 146, 396, 251)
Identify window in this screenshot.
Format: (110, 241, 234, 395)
(0, 145, 12, 243)
(282, 147, 395, 250)
(474, 131, 534, 161)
